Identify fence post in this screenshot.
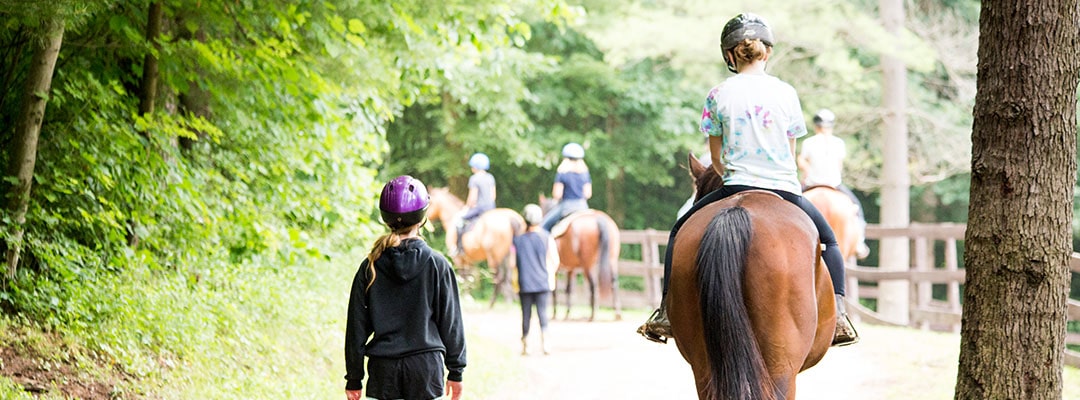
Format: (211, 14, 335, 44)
(914, 238, 930, 330)
(642, 229, 658, 307)
(945, 238, 961, 333)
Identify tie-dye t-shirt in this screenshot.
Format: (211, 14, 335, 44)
(700, 73, 807, 194)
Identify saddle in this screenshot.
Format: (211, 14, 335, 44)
(549, 209, 598, 238)
(683, 189, 782, 223)
(803, 184, 838, 192)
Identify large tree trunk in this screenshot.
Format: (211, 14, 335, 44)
(955, 1, 1079, 398)
(3, 21, 64, 280)
(138, 2, 163, 119)
(877, 0, 910, 324)
(178, 25, 210, 151)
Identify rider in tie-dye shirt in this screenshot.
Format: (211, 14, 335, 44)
(638, 12, 859, 348)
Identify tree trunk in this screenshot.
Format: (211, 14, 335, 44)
(3, 21, 64, 280)
(605, 168, 624, 224)
(138, 2, 163, 119)
(955, 1, 1079, 398)
(878, 0, 910, 324)
(178, 29, 210, 151)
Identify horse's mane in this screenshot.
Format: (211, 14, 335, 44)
(429, 187, 464, 207)
(688, 153, 724, 202)
(426, 187, 464, 223)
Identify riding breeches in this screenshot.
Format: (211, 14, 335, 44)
(661, 185, 847, 297)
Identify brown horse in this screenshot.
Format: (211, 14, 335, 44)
(669, 153, 834, 399)
(426, 188, 525, 306)
(539, 196, 622, 322)
(803, 186, 859, 263)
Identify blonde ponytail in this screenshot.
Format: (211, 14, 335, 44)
(365, 233, 399, 292)
(364, 224, 425, 292)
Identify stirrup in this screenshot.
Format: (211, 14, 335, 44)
(831, 313, 860, 347)
(636, 308, 672, 344)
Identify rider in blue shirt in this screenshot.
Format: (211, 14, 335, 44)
(540, 143, 592, 232)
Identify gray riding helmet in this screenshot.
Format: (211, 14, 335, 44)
(720, 13, 775, 73)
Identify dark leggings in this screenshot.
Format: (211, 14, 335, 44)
(520, 291, 550, 337)
(661, 185, 846, 297)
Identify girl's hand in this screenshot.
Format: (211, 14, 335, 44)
(446, 380, 464, 400)
(346, 389, 362, 400)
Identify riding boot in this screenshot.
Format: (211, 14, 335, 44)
(540, 330, 550, 355)
(521, 337, 528, 356)
(856, 242, 871, 260)
(451, 226, 465, 257)
(832, 294, 860, 346)
(856, 220, 870, 259)
(636, 297, 672, 344)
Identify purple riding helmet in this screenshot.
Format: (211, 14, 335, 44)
(379, 175, 430, 230)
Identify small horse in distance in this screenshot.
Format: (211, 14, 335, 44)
(427, 188, 524, 306)
(803, 186, 860, 263)
(539, 195, 622, 322)
(669, 153, 835, 399)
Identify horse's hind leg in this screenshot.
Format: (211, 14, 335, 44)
(586, 267, 598, 322)
(487, 266, 501, 309)
(611, 279, 622, 321)
(489, 253, 516, 308)
(564, 271, 574, 320)
(773, 375, 796, 399)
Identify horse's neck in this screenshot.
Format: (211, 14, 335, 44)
(438, 214, 456, 228)
(431, 192, 464, 222)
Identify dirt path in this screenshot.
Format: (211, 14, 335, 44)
(463, 307, 964, 400)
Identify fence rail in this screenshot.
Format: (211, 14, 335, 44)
(615, 223, 1080, 367)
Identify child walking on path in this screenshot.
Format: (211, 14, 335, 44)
(514, 204, 554, 355)
(345, 175, 466, 400)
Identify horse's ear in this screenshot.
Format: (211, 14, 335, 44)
(688, 152, 705, 179)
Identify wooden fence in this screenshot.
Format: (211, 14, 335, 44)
(616, 223, 1080, 367)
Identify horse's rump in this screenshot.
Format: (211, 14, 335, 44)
(543, 207, 622, 320)
(552, 210, 619, 300)
(459, 208, 525, 264)
(668, 191, 834, 399)
(802, 186, 859, 262)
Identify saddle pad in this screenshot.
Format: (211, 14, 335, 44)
(550, 210, 596, 238)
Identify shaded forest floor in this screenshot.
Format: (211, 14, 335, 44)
(0, 325, 141, 400)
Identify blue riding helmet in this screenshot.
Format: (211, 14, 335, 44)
(562, 143, 585, 160)
(469, 153, 490, 170)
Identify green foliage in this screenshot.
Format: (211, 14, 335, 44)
(0, 0, 1072, 396)
(386, 20, 700, 229)
(0, 0, 575, 396)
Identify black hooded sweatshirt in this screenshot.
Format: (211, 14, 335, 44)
(344, 238, 466, 391)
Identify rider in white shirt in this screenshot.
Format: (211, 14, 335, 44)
(638, 14, 859, 347)
(797, 109, 869, 258)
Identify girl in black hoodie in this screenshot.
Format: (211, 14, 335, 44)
(346, 176, 466, 400)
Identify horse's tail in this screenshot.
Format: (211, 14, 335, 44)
(596, 216, 613, 299)
(697, 206, 775, 400)
(510, 214, 525, 236)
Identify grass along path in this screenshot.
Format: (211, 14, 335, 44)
(463, 303, 1080, 399)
